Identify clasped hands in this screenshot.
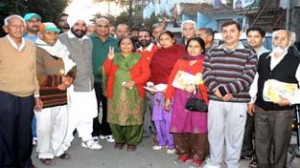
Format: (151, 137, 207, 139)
(58, 76, 74, 90)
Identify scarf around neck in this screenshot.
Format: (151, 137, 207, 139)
(36, 38, 76, 74)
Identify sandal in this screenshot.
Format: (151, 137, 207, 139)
(58, 152, 71, 159)
(127, 145, 137, 152)
(114, 143, 125, 150)
(40, 158, 55, 166)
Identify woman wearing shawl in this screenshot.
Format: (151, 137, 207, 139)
(165, 37, 209, 167)
(103, 37, 150, 151)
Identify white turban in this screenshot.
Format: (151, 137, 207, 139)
(67, 15, 89, 28)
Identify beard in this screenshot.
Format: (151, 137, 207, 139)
(273, 45, 288, 55)
(139, 40, 151, 47)
(71, 28, 86, 38)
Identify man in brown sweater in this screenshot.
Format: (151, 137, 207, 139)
(0, 15, 42, 168)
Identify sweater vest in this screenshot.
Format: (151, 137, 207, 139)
(256, 51, 300, 110)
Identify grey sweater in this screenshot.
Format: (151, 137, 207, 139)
(59, 32, 94, 92)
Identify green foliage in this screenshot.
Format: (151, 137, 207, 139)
(0, 0, 69, 37)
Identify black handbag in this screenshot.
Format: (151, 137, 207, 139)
(185, 86, 208, 112)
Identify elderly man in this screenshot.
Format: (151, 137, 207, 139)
(116, 23, 130, 40)
(59, 16, 102, 150)
(241, 27, 270, 167)
(178, 20, 196, 45)
(203, 21, 257, 168)
(91, 17, 118, 143)
(35, 22, 76, 165)
(151, 23, 164, 45)
(23, 13, 41, 42)
(196, 27, 215, 53)
(0, 15, 42, 168)
(248, 30, 300, 168)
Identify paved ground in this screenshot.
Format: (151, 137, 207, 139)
(32, 135, 300, 168)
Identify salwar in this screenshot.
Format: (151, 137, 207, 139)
(35, 105, 69, 159)
(174, 133, 209, 161)
(110, 124, 143, 145)
(65, 86, 98, 143)
(255, 105, 294, 168)
(154, 120, 174, 149)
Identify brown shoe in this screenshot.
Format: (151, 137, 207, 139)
(31, 164, 37, 168)
(127, 145, 137, 152)
(40, 158, 55, 166)
(114, 143, 125, 150)
(58, 152, 71, 159)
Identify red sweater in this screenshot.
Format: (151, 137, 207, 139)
(150, 44, 187, 85)
(103, 54, 150, 99)
(165, 58, 209, 104)
(136, 44, 159, 63)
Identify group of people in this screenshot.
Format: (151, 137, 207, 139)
(0, 11, 299, 168)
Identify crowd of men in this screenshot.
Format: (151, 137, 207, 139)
(0, 11, 299, 168)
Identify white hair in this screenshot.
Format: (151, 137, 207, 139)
(4, 15, 26, 26)
(272, 29, 297, 43)
(181, 20, 196, 31)
(290, 31, 296, 44)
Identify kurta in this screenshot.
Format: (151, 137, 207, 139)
(165, 58, 209, 133)
(103, 52, 150, 126)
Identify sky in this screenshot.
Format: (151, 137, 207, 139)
(64, 0, 228, 20)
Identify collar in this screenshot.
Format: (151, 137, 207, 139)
(6, 35, 26, 52)
(267, 49, 288, 59)
(137, 43, 154, 52)
(217, 41, 245, 50)
(67, 30, 89, 40)
(256, 46, 270, 56)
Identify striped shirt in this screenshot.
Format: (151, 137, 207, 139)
(203, 42, 258, 102)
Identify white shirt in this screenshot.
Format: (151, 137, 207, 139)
(249, 50, 300, 105)
(6, 35, 26, 52)
(136, 43, 155, 52)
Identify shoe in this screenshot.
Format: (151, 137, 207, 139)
(40, 158, 55, 166)
(105, 135, 115, 143)
(32, 137, 38, 146)
(58, 152, 71, 160)
(190, 159, 202, 167)
(81, 140, 102, 150)
(177, 155, 192, 163)
(127, 145, 137, 152)
(152, 145, 163, 150)
(92, 136, 99, 142)
(114, 143, 125, 150)
(31, 164, 37, 168)
(166, 148, 176, 154)
(240, 155, 252, 160)
(249, 159, 258, 168)
(99, 135, 106, 139)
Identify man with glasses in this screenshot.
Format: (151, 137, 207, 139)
(248, 30, 300, 168)
(91, 17, 119, 143)
(136, 29, 159, 137)
(23, 13, 41, 42)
